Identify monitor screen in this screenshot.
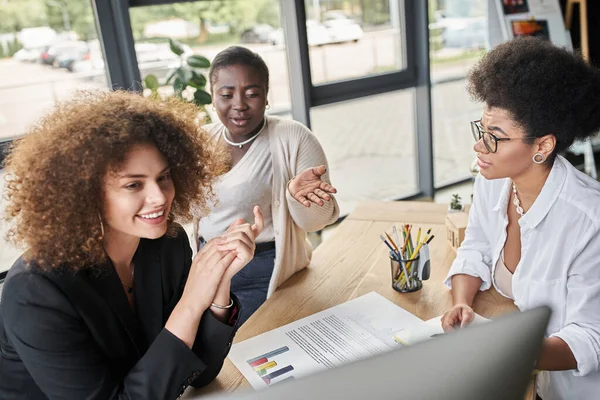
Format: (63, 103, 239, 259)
(200, 307, 550, 400)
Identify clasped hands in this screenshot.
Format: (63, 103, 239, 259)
(181, 206, 265, 315)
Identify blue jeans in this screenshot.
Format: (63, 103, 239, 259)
(230, 248, 276, 326)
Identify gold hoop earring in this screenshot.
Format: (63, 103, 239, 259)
(97, 212, 105, 238)
(533, 152, 546, 164)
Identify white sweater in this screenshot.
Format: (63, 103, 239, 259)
(202, 115, 340, 297)
(199, 124, 275, 243)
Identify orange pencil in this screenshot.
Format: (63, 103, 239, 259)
(401, 229, 411, 257)
(385, 232, 399, 252)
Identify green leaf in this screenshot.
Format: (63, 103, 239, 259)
(144, 74, 159, 91)
(189, 71, 207, 89)
(187, 55, 211, 69)
(165, 69, 177, 85)
(175, 67, 192, 84)
(193, 90, 212, 106)
(173, 77, 187, 94)
(169, 38, 185, 56)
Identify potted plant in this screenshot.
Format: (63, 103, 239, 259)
(143, 38, 212, 122)
(449, 194, 463, 213)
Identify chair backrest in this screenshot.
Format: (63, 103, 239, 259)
(0, 271, 6, 304)
(1, 137, 18, 167)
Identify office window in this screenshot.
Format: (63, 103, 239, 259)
(0, 1, 109, 273)
(0, 3, 108, 143)
(304, 0, 406, 84)
(429, 0, 487, 186)
(432, 79, 482, 185)
(128, 0, 292, 115)
(310, 89, 417, 216)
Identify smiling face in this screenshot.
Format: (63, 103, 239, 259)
(474, 106, 538, 180)
(211, 64, 268, 139)
(102, 143, 175, 242)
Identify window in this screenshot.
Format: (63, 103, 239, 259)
(310, 89, 418, 215)
(429, 0, 487, 186)
(0, 3, 109, 143)
(128, 0, 292, 115)
(0, 0, 109, 273)
(305, 0, 406, 84)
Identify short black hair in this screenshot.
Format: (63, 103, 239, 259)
(468, 36, 600, 156)
(209, 46, 270, 94)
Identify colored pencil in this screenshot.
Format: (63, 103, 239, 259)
(385, 232, 399, 252)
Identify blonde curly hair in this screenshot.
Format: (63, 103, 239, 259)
(3, 90, 228, 271)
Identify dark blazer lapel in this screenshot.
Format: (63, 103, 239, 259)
(133, 239, 164, 348)
(85, 263, 142, 357)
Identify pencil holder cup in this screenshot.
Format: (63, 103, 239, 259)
(389, 244, 431, 293)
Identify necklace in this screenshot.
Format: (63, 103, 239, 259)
(512, 182, 525, 217)
(221, 120, 266, 149)
(120, 266, 135, 294)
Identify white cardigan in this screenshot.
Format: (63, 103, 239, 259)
(202, 115, 340, 297)
(445, 156, 600, 400)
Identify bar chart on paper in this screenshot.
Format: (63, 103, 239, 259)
(229, 292, 423, 389)
(247, 346, 295, 385)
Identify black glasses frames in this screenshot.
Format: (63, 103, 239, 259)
(470, 120, 535, 153)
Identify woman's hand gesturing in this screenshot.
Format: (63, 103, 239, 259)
(217, 205, 265, 280)
(288, 165, 337, 208)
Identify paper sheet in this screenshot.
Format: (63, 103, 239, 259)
(228, 292, 422, 389)
(393, 313, 490, 346)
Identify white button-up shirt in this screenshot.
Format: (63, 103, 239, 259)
(445, 155, 600, 400)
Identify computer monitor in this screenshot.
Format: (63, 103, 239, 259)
(202, 307, 549, 400)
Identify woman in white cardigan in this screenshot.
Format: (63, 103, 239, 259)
(198, 46, 340, 325)
(441, 37, 600, 400)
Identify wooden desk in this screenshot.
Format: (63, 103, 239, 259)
(347, 200, 449, 223)
(185, 201, 530, 398)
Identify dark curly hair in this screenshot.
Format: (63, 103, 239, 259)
(209, 46, 270, 93)
(3, 90, 228, 271)
(467, 36, 600, 159)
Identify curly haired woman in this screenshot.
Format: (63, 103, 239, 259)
(0, 90, 263, 399)
(440, 37, 600, 399)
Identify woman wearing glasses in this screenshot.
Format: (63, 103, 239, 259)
(440, 37, 600, 400)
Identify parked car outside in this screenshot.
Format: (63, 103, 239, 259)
(70, 41, 104, 74)
(436, 16, 487, 49)
(41, 41, 88, 66)
(321, 11, 363, 44)
(269, 18, 360, 47)
(12, 46, 48, 62)
(54, 46, 91, 71)
(241, 24, 276, 44)
(71, 42, 194, 85)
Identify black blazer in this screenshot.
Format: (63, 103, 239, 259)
(0, 227, 240, 399)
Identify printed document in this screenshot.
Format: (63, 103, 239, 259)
(227, 291, 422, 389)
(393, 313, 490, 346)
